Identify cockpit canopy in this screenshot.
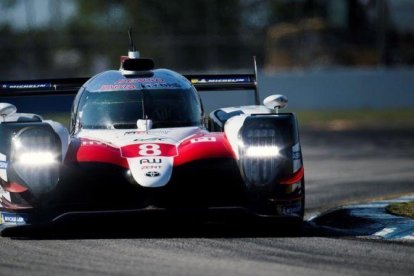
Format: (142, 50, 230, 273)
(71, 69, 203, 131)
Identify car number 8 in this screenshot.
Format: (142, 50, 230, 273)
(139, 144, 162, 156)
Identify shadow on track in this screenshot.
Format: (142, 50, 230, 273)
(1, 212, 314, 240)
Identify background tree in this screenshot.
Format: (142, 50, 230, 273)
(0, 0, 412, 79)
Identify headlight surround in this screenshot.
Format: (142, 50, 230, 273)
(12, 131, 60, 167)
(238, 116, 295, 188)
(10, 125, 62, 195)
(239, 124, 283, 187)
(12, 127, 61, 164)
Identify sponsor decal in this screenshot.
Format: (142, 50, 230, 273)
(147, 130, 172, 135)
(145, 171, 160, 177)
(115, 78, 165, 84)
(191, 77, 250, 84)
(125, 131, 139, 135)
(0, 161, 7, 169)
(124, 130, 171, 136)
(134, 137, 168, 142)
(139, 158, 162, 164)
(141, 165, 162, 170)
(190, 137, 217, 143)
(100, 84, 137, 91)
(279, 203, 302, 215)
(1, 212, 27, 225)
(2, 83, 51, 89)
(293, 151, 301, 160)
(82, 140, 105, 146)
(141, 83, 182, 89)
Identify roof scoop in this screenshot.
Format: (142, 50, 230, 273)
(120, 28, 155, 75)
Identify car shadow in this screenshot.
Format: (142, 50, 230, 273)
(1, 213, 317, 240)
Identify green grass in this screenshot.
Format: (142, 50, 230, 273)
(41, 112, 71, 128)
(294, 109, 414, 130)
(386, 202, 414, 219)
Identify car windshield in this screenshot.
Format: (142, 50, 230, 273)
(78, 88, 202, 129)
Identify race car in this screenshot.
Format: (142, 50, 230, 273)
(0, 37, 304, 231)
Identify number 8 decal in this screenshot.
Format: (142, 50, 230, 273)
(139, 144, 162, 156)
(121, 143, 177, 158)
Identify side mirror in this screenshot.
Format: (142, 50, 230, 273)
(0, 103, 17, 120)
(263, 94, 288, 113)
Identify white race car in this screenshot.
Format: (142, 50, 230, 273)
(0, 36, 304, 231)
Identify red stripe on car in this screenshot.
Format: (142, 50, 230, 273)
(280, 166, 304, 185)
(76, 138, 129, 168)
(174, 133, 236, 166)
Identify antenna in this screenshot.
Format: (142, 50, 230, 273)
(120, 28, 155, 74)
(141, 90, 146, 119)
(253, 56, 260, 105)
(128, 27, 135, 52)
(127, 28, 140, 58)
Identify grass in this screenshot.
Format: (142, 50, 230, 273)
(386, 202, 414, 219)
(42, 112, 71, 128)
(294, 109, 414, 130)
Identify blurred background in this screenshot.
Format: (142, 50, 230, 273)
(0, 0, 413, 129)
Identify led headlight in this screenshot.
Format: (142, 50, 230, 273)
(245, 145, 280, 158)
(16, 151, 56, 166)
(11, 125, 62, 195)
(238, 116, 294, 188)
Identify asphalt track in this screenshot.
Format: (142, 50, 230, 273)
(1, 128, 414, 276)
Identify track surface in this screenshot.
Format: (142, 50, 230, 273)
(1, 128, 414, 276)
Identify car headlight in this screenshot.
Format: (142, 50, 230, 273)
(239, 126, 283, 187)
(15, 151, 57, 166)
(10, 125, 62, 195)
(245, 145, 280, 158)
(238, 116, 294, 188)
